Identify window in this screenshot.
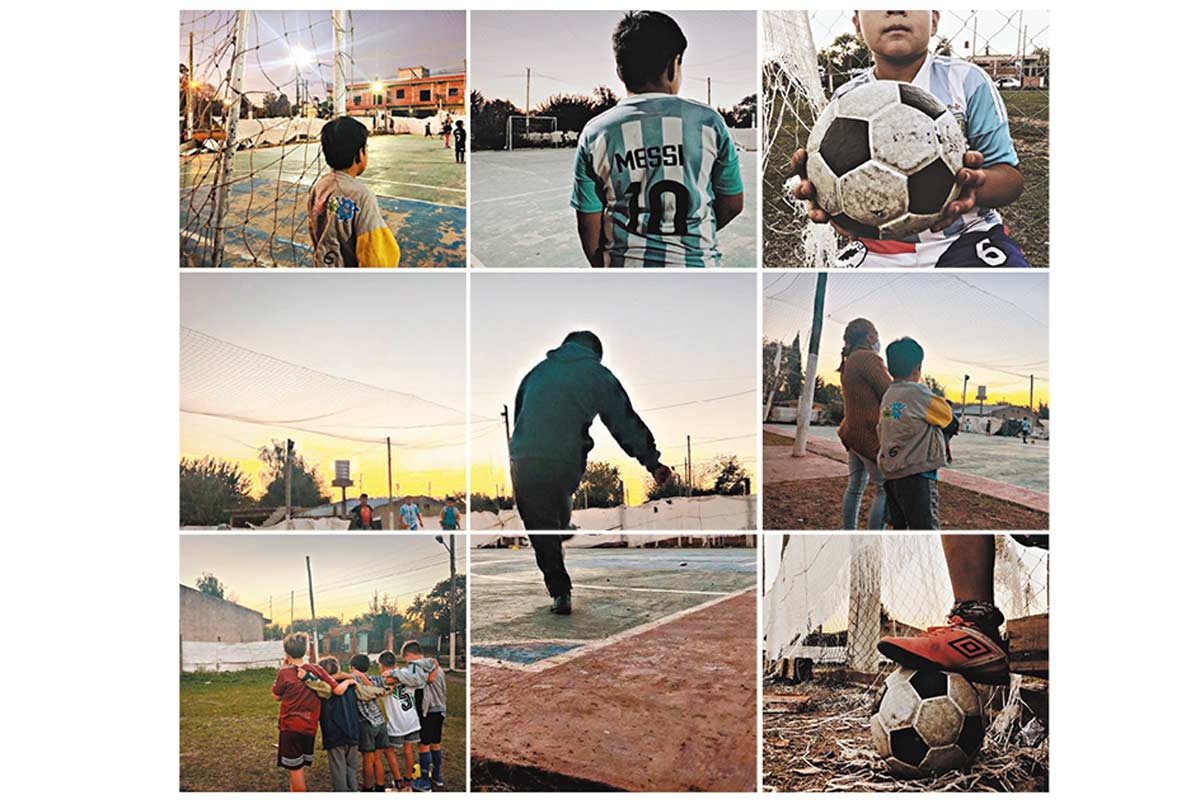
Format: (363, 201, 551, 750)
(396, 88, 406, 99)
(419, 89, 431, 102)
(449, 87, 459, 96)
(352, 95, 361, 105)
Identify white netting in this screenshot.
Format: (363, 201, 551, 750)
(764, 534, 1048, 673)
(471, 533, 753, 548)
(506, 115, 560, 149)
(469, 494, 757, 531)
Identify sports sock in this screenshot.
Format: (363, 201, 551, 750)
(431, 749, 443, 781)
(949, 600, 1005, 645)
(419, 751, 432, 781)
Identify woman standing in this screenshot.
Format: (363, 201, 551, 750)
(837, 318, 892, 529)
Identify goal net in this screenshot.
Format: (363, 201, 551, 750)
(506, 115, 559, 150)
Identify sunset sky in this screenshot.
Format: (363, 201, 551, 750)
(180, 273, 466, 501)
(180, 533, 463, 624)
(763, 273, 1049, 409)
(471, 273, 758, 504)
(472, 10, 757, 111)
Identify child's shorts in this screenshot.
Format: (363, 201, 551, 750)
(277, 730, 316, 770)
(420, 712, 444, 746)
(390, 730, 421, 747)
(358, 721, 390, 753)
(883, 474, 941, 530)
(831, 224, 1029, 269)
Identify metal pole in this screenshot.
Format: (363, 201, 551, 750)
(306, 556, 318, 661)
(186, 32, 194, 141)
(793, 273, 828, 456)
(332, 10, 347, 116)
(1029, 374, 1035, 423)
(284, 438, 294, 520)
(211, 9, 249, 268)
(448, 535, 457, 671)
(525, 67, 531, 114)
(686, 435, 693, 497)
(763, 341, 783, 423)
(707, 76, 711, 106)
(962, 375, 969, 409)
(386, 436, 394, 530)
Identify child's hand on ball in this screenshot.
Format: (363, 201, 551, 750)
(788, 148, 855, 239)
(932, 150, 986, 232)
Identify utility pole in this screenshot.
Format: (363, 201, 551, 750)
(284, 438, 294, 520)
(269, 595, 272, 623)
(386, 436, 394, 530)
(448, 535, 457, 671)
(332, 10, 347, 116)
(707, 76, 711, 106)
(1029, 374, 1035, 423)
(290, 590, 294, 627)
(686, 435, 693, 497)
(305, 556, 317, 660)
(962, 375, 970, 414)
(525, 67, 531, 115)
(186, 31, 194, 141)
(793, 273, 828, 456)
(501, 405, 512, 455)
(764, 341, 783, 423)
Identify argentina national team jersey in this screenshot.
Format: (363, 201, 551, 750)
(571, 93, 743, 268)
(832, 55, 1020, 264)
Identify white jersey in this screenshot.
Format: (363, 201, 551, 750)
(384, 681, 420, 737)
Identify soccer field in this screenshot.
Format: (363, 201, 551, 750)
(470, 148, 759, 269)
(179, 667, 466, 792)
(180, 135, 466, 268)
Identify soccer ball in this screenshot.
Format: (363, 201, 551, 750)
(804, 80, 967, 239)
(870, 668, 985, 777)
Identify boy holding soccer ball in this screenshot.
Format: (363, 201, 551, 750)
(571, 11, 745, 267)
(790, 10, 1028, 268)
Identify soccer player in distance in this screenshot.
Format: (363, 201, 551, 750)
(508, 330, 671, 544)
(571, 11, 745, 267)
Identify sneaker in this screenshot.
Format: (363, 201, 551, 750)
(411, 778, 432, 793)
(431, 775, 444, 788)
(551, 592, 572, 615)
(877, 609, 1009, 685)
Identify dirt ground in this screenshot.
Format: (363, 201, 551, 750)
(765, 477, 1048, 530)
(471, 591, 757, 792)
(763, 678, 1048, 792)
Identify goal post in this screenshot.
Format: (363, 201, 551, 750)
(506, 115, 558, 150)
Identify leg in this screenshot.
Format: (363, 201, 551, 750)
(530, 534, 572, 597)
(904, 477, 940, 531)
(362, 753, 375, 790)
(405, 742, 415, 782)
(941, 534, 995, 605)
(841, 451, 869, 529)
(289, 768, 306, 792)
(882, 480, 907, 529)
(346, 748, 360, 792)
(864, 458, 888, 531)
(384, 747, 402, 786)
(327, 747, 347, 792)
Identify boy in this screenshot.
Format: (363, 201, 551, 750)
(453, 120, 466, 165)
(439, 497, 460, 530)
(315, 657, 365, 792)
(308, 116, 400, 268)
(876, 337, 955, 529)
(271, 633, 337, 792)
(378, 650, 423, 792)
(348, 494, 373, 530)
(789, 10, 1027, 268)
(399, 497, 423, 530)
(345, 654, 394, 791)
(396, 641, 446, 791)
(571, 11, 744, 267)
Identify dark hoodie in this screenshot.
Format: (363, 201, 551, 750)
(509, 342, 661, 481)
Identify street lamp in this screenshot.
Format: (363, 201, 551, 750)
(434, 534, 458, 671)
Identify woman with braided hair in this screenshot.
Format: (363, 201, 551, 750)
(836, 318, 892, 529)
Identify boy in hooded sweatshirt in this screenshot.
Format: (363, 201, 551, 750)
(877, 337, 956, 529)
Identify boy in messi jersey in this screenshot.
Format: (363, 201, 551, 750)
(571, 11, 745, 268)
(789, 10, 1028, 268)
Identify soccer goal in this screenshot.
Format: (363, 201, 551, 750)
(505, 115, 559, 150)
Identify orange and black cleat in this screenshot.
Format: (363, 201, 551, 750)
(877, 602, 1010, 685)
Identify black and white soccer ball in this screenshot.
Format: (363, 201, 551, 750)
(804, 80, 967, 239)
(870, 667, 985, 777)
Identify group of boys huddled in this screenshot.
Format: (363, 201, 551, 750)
(272, 631, 450, 792)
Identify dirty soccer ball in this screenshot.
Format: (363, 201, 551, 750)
(870, 667, 985, 777)
(803, 80, 967, 239)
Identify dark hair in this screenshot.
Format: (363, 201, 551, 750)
(562, 330, 603, 359)
(321, 116, 369, 170)
(401, 639, 423, 657)
(360, 493, 369, 500)
(349, 653, 371, 672)
(838, 318, 878, 373)
(612, 11, 687, 90)
(319, 657, 339, 674)
(885, 337, 924, 379)
(283, 632, 309, 659)
(378, 650, 397, 668)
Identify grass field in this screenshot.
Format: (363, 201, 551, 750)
(763, 85, 1049, 269)
(180, 134, 466, 268)
(179, 667, 466, 792)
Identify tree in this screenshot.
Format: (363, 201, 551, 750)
(923, 375, 947, 397)
(813, 377, 844, 424)
(819, 33, 872, 89)
(537, 92, 600, 134)
(1037, 401, 1050, 420)
(196, 572, 226, 599)
(404, 574, 466, 638)
(719, 94, 758, 128)
(264, 623, 285, 640)
(704, 454, 751, 496)
(591, 85, 619, 114)
(258, 440, 330, 510)
(350, 591, 401, 645)
(470, 90, 520, 150)
(762, 337, 804, 405)
(574, 461, 624, 508)
(285, 616, 343, 638)
(645, 469, 688, 501)
(934, 36, 954, 56)
(180, 456, 254, 526)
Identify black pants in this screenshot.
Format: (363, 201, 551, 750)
(511, 458, 578, 531)
(529, 534, 573, 598)
(883, 474, 940, 530)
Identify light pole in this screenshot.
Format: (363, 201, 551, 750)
(434, 533, 457, 671)
(290, 46, 313, 116)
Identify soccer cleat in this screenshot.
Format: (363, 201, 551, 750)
(877, 615, 1010, 685)
(411, 777, 432, 792)
(431, 775, 444, 788)
(551, 592, 572, 615)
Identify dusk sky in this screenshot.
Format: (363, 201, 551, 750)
(471, 273, 758, 503)
(763, 273, 1049, 408)
(180, 10, 465, 99)
(472, 10, 757, 111)
(180, 273, 467, 500)
(180, 533, 463, 624)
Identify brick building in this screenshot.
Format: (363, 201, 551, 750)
(343, 65, 466, 118)
(179, 585, 266, 643)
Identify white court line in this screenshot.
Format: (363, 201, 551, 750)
(469, 572, 732, 596)
(471, 185, 569, 205)
(470, 586, 754, 674)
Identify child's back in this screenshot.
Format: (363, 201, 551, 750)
(273, 662, 334, 734)
(877, 380, 952, 481)
(571, 94, 742, 268)
(308, 171, 398, 268)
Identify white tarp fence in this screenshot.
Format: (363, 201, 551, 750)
(471, 533, 750, 548)
(181, 640, 284, 672)
(183, 115, 468, 152)
(469, 494, 757, 532)
(731, 127, 759, 152)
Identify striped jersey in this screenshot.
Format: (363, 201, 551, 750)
(834, 55, 1018, 249)
(570, 93, 743, 268)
